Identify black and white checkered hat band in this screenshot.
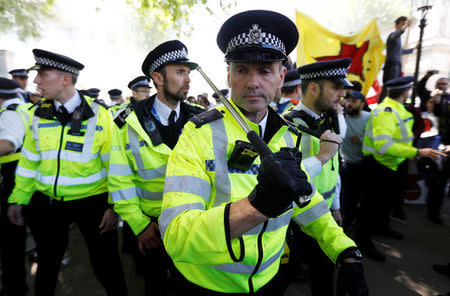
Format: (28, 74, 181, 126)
(0, 88, 19, 95)
(299, 67, 349, 80)
(149, 48, 188, 76)
(388, 82, 412, 90)
(227, 32, 286, 54)
(130, 80, 150, 90)
(283, 79, 302, 88)
(35, 56, 80, 75)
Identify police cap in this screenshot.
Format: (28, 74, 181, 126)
(86, 88, 101, 97)
(142, 40, 198, 77)
(282, 69, 302, 88)
(29, 49, 84, 75)
(9, 69, 29, 78)
(217, 10, 299, 62)
(0, 77, 20, 98)
(384, 76, 414, 90)
(128, 76, 151, 90)
(297, 58, 353, 87)
(108, 89, 122, 99)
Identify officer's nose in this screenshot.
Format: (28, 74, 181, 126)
(246, 71, 259, 89)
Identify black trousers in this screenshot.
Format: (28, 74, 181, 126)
(355, 156, 403, 245)
(295, 229, 335, 296)
(25, 192, 127, 296)
(417, 157, 450, 219)
(0, 161, 28, 296)
(340, 162, 365, 231)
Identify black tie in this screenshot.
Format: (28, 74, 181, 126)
(168, 110, 176, 125)
(58, 105, 71, 125)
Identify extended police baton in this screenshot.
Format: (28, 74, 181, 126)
(196, 66, 311, 207)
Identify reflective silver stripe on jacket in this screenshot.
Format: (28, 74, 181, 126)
(128, 126, 145, 170)
(292, 199, 329, 227)
(110, 187, 138, 202)
(159, 202, 205, 240)
(137, 165, 167, 180)
(164, 175, 212, 204)
(283, 130, 294, 148)
(245, 211, 292, 236)
(15, 166, 36, 178)
(211, 244, 284, 274)
(109, 163, 134, 176)
(210, 119, 231, 206)
(21, 147, 40, 161)
(36, 168, 106, 186)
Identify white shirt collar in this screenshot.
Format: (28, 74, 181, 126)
(296, 101, 322, 119)
(154, 95, 180, 126)
(54, 91, 81, 114)
(258, 108, 269, 138)
(1, 98, 24, 109)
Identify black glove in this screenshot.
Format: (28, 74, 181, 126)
(336, 262, 369, 296)
(248, 148, 312, 218)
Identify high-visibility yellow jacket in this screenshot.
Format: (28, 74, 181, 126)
(8, 94, 112, 205)
(108, 96, 203, 235)
(283, 111, 339, 209)
(363, 97, 416, 171)
(160, 99, 356, 293)
(0, 102, 32, 165)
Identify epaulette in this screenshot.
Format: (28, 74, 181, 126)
(94, 98, 108, 109)
(190, 108, 224, 128)
(114, 106, 133, 128)
(6, 104, 19, 111)
(383, 107, 393, 112)
(287, 124, 299, 136)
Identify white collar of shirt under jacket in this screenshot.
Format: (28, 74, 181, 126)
(54, 91, 81, 114)
(154, 95, 180, 126)
(297, 101, 322, 119)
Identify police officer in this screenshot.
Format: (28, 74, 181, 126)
(108, 88, 124, 109)
(0, 78, 32, 296)
(282, 59, 352, 296)
(86, 87, 101, 99)
(107, 40, 203, 296)
(7, 49, 127, 296)
(128, 76, 151, 104)
(9, 69, 32, 103)
(273, 68, 301, 114)
(357, 76, 446, 261)
(160, 10, 368, 295)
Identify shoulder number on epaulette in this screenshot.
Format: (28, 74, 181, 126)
(114, 107, 132, 128)
(190, 108, 224, 128)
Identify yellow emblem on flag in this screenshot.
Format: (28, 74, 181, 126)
(296, 11, 385, 96)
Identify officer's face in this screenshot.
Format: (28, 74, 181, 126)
(158, 64, 191, 102)
(33, 69, 68, 100)
(12, 76, 28, 89)
(228, 62, 286, 115)
(132, 86, 151, 102)
(314, 80, 345, 113)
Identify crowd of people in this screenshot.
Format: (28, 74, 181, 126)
(0, 9, 449, 296)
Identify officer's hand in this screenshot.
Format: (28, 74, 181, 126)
(99, 208, 118, 234)
(137, 222, 163, 255)
(337, 262, 369, 296)
(418, 148, 447, 160)
(8, 204, 24, 226)
(332, 209, 343, 226)
(248, 149, 312, 218)
(316, 130, 342, 165)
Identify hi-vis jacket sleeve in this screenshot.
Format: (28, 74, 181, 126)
(8, 120, 38, 205)
(160, 125, 231, 265)
(371, 111, 417, 158)
(108, 123, 151, 235)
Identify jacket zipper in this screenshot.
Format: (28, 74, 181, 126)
(248, 220, 268, 293)
(54, 124, 65, 200)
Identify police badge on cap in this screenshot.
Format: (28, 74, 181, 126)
(217, 10, 299, 62)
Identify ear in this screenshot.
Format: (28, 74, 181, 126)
(308, 81, 319, 97)
(226, 66, 231, 87)
(276, 66, 287, 89)
(62, 73, 73, 86)
(152, 71, 164, 88)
